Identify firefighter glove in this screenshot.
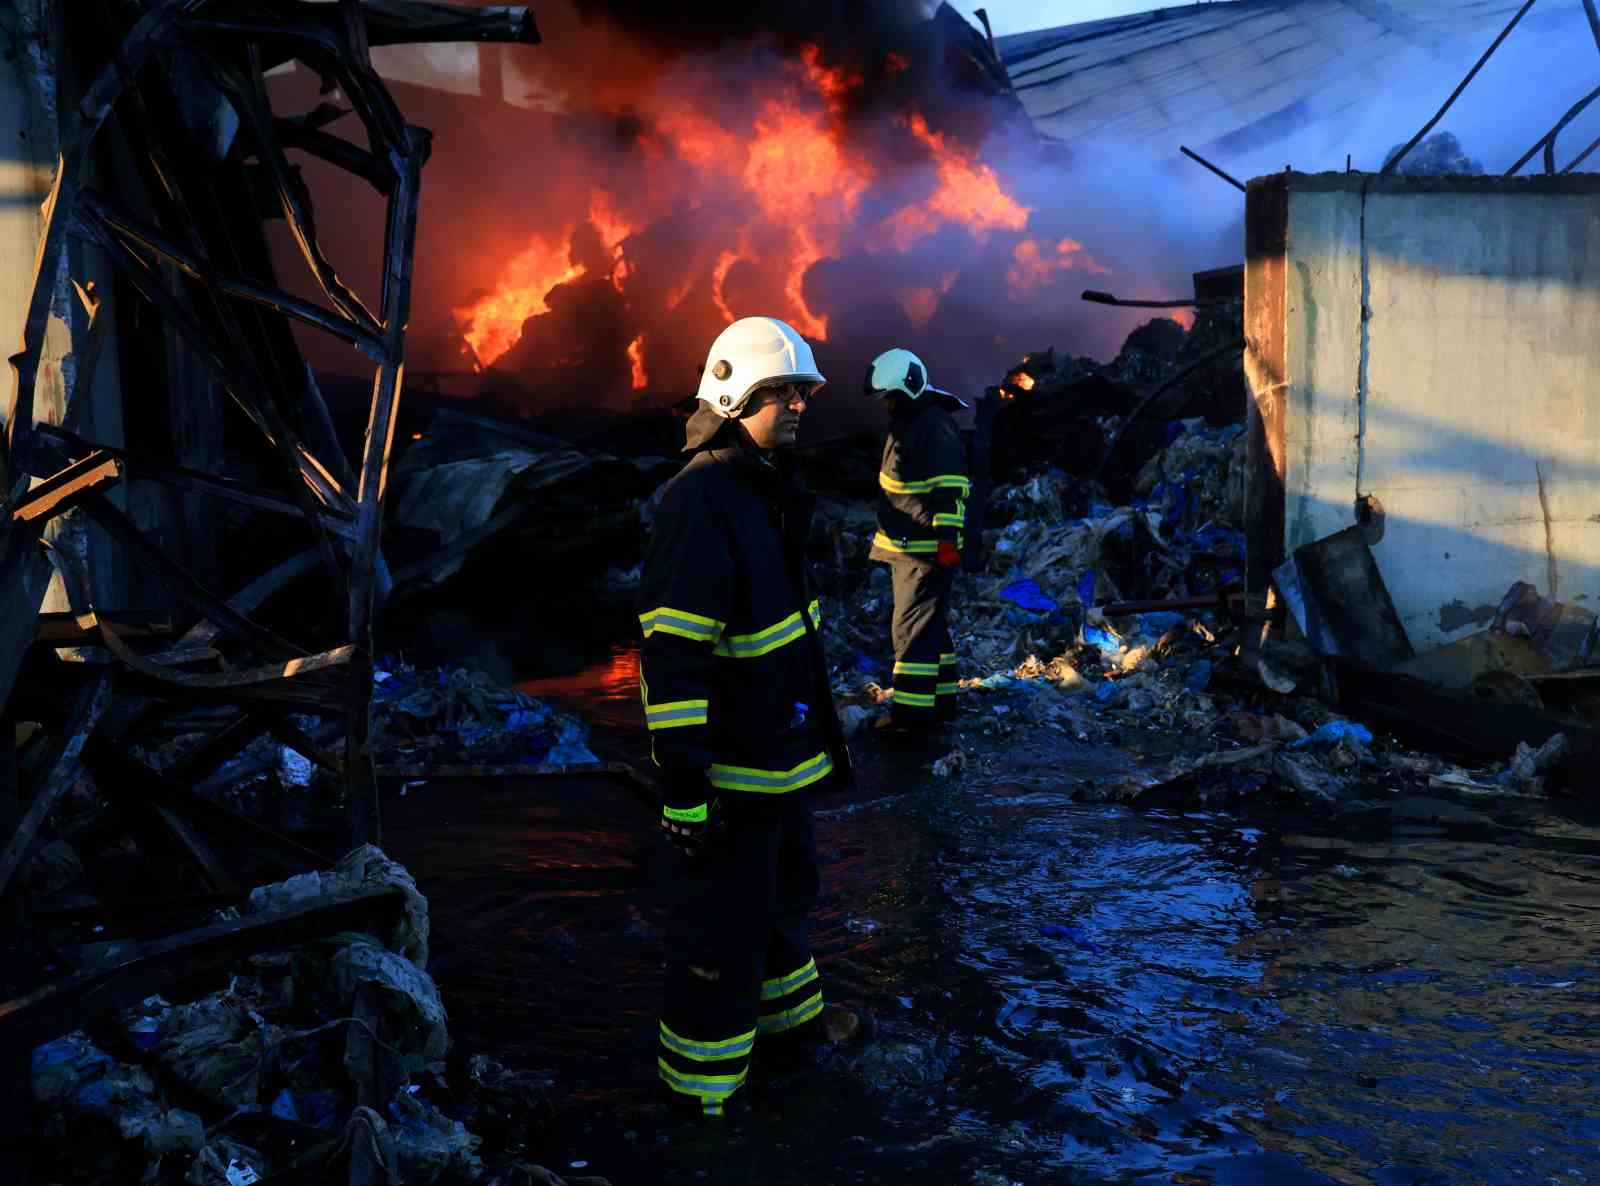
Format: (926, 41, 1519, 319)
(936, 539, 962, 569)
(661, 797, 722, 859)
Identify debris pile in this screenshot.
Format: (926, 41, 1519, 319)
(28, 848, 598, 1186)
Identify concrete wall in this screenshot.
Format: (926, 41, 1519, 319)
(1246, 171, 1600, 653)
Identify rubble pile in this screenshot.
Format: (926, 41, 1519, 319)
(814, 313, 1594, 805)
(28, 848, 600, 1186)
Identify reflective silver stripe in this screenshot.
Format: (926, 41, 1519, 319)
(708, 751, 833, 793)
(716, 613, 805, 658)
(646, 706, 708, 728)
(660, 1024, 755, 1062)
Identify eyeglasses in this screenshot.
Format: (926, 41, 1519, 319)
(760, 384, 814, 409)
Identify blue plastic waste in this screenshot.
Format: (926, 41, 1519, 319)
(1083, 625, 1122, 655)
(1077, 571, 1097, 606)
(1290, 720, 1374, 750)
(1136, 611, 1185, 636)
(1039, 923, 1105, 955)
(1093, 679, 1125, 705)
(1185, 660, 1213, 692)
(1001, 578, 1056, 614)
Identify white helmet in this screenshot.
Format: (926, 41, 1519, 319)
(866, 347, 967, 405)
(696, 316, 826, 419)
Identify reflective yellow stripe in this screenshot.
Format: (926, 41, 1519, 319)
(713, 600, 821, 659)
(640, 606, 725, 644)
(757, 991, 824, 1034)
(761, 957, 818, 1001)
(939, 653, 956, 664)
(645, 699, 708, 731)
(936, 682, 959, 695)
(879, 471, 971, 496)
(892, 689, 936, 708)
(660, 1022, 755, 1061)
(872, 531, 940, 555)
(708, 751, 833, 794)
(893, 660, 939, 676)
(663, 802, 707, 824)
(658, 1058, 748, 1100)
(932, 513, 965, 527)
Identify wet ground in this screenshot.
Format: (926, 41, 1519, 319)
(382, 646, 1600, 1186)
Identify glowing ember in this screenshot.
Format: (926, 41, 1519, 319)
(1007, 370, 1037, 391)
(628, 335, 648, 388)
(457, 234, 585, 366)
(1169, 308, 1197, 331)
(1006, 236, 1108, 299)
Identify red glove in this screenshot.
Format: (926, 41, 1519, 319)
(936, 540, 962, 569)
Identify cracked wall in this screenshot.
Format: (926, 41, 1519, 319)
(1247, 171, 1600, 652)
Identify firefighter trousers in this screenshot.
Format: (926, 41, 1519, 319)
(658, 794, 823, 1116)
(888, 560, 957, 723)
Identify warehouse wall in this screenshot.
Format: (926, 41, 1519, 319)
(1246, 171, 1600, 652)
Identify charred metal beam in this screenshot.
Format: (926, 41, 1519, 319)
(163, 711, 280, 787)
(1178, 145, 1245, 193)
(0, 886, 404, 1046)
(181, 550, 320, 650)
(1585, 0, 1600, 58)
(35, 425, 356, 537)
(1505, 83, 1600, 175)
(72, 208, 353, 515)
(272, 116, 394, 195)
(8, 454, 124, 526)
(345, 119, 428, 848)
(81, 189, 386, 359)
(1561, 132, 1600, 173)
(78, 494, 306, 658)
(83, 738, 328, 873)
(1386, 0, 1538, 175)
(1082, 290, 1205, 309)
(0, 676, 111, 903)
(2, 0, 195, 507)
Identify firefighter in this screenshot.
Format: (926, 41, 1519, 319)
(865, 348, 970, 736)
(637, 315, 854, 1118)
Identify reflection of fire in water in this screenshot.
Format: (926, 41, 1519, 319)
(518, 644, 642, 730)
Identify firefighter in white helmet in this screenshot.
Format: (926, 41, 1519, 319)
(636, 316, 855, 1118)
(864, 347, 970, 737)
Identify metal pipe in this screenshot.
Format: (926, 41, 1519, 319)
(1506, 83, 1600, 174)
(1082, 289, 1205, 309)
(1561, 132, 1600, 173)
(1385, 0, 1538, 175)
(1178, 145, 1246, 193)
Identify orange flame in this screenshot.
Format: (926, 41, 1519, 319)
(458, 236, 585, 366)
(1006, 236, 1109, 299)
(896, 270, 959, 329)
(1168, 308, 1196, 331)
(712, 250, 742, 323)
(628, 335, 647, 388)
(785, 229, 828, 340)
(905, 112, 1029, 239)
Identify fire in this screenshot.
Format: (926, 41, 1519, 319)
(447, 32, 1103, 396)
(711, 251, 741, 323)
(628, 335, 648, 388)
(1006, 236, 1109, 299)
(457, 235, 585, 366)
(1169, 308, 1196, 331)
(904, 112, 1029, 238)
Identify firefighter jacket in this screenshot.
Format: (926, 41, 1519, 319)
(637, 409, 851, 813)
(869, 393, 971, 564)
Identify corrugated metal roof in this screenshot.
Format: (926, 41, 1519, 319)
(996, 1, 1551, 155)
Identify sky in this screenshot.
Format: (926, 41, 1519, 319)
(950, 0, 1178, 36)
